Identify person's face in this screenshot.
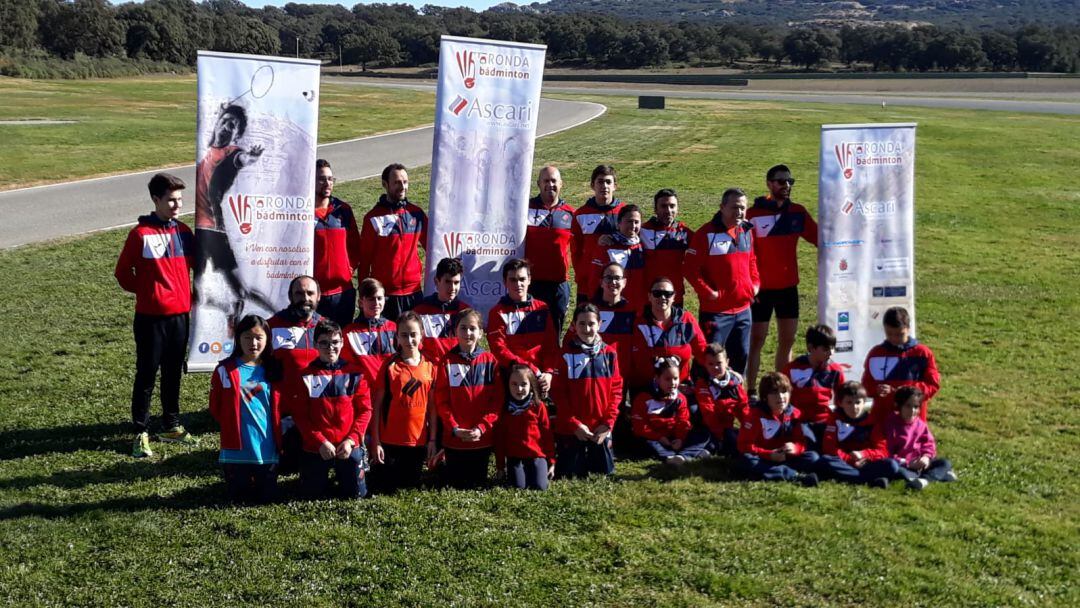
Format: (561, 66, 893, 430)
(884, 325, 910, 347)
(538, 167, 562, 205)
(361, 289, 385, 319)
(383, 169, 409, 201)
(808, 344, 835, 366)
(575, 312, 600, 344)
(397, 320, 422, 353)
(766, 389, 791, 414)
(768, 170, 795, 200)
(899, 399, 919, 423)
(618, 211, 641, 239)
(289, 278, 319, 316)
(601, 266, 625, 300)
(721, 195, 748, 227)
(316, 167, 334, 199)
(655, 196, 678, 226)
(504, 268, 530, 302)
(456, 316, 481, 350)
(436, 273, 462, 303)
(213, 113, 240, 147)
(649, 281, 675, 315)
(657, 366, 680, 395)
(839, 394, 867, 419)
(316, 332, 343, 364)
(705, 352, 728, 379)
(152, 189, 183, 222)
(592, 174, 616, 203)
(239, 325, 267, 361)
(508, 369, 532, 401)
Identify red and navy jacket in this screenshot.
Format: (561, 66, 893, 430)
(685, 214, 760, 314)
(487, 296, 559, 375)
(563, 295, 636, 378)
(641, 218, 693, 304)
(291, 358, 372, 453)
(737, 401, 809, 457)
(496, 395, 556, 465)
(525, 196, 575, 283)
(588, 234, 648, 310)
(268, 309, 323, 379)
(694, 370, 749, 438)
(313, 196, 362, 296)
(412, 294, 471, 364)
(551, 340, 623, 435)
(209, 357, 282, 453)
(433, 347, 502, 450)
(862, 338, 940, 422)
(114, 214, 193, 316)
(821, 409, 888, 464)
(629, 306, 708, 390)
(342, 317, 398, 387)
(781, 355, 846, 424)
(571, 197, 625, 295)
(747, 196, 818, 291)
(357, 195, 427, 295)
(630, 386, 691, 441)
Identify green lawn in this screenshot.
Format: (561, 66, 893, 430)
(0, 94, 1078, 607)
(0, 75, 434, 190)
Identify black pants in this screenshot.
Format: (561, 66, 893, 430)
(556, 435, 615, 479)
(443, 447, 492, 489)
(131, 312, 188, 433)
(277, 422, 303, 476)
(317, 288, 357, 327)
(300, 449, 368, 499)
(507, 457, 549, 490)
(383, 290, 424, 323)
(373, 444, 428, 493)
(528, 280, 571, 337)
(221, 463, 278, 503)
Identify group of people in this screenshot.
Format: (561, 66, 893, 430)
(114, 161, 955, 503)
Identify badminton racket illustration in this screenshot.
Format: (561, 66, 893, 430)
(226, 64, 275, 106)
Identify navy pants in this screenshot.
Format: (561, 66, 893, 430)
(739, 451, 820, 482)
(131, 312, 188, 433)
(316, 288, 357, 328)
(646, 428, 713, 462)
(277, 421, 302, 476)
(556, 435, 615, 478)
(444, 447, 492, 489)
(373, 444, 427, 492)
(817, 455, 901, 485)
(300, 448, 368, 499)
(897, 458, 954, 483)
(712, 427, 741, 458)
(222, 463, 278, 504)
(507, 457, 550, 490)
(384, 290, 424, 324)
(529, 280, 572, 337)
(699, 308, 752, 375)
(801, 422, 828, 453)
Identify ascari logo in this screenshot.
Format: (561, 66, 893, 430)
(842, 198, 897, 218)
(448, 95, 469, 116)
(229, 194, 253, 234)
(834, 140, 904, 180)
(456, 51, 476, 89)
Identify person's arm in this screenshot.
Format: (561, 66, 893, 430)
(630, 393, 662, 440)
(346, 208, 364, 272)
(737, 417, 771, 457)
(418, 209, 428, 253)
(918, 423, 937, 459)
(538, 401, 556, 466)
(918, 349, 941, 403)
(604, 351, 624, 431)
(803, 207, 819, 247)
(686, 313, 709, 368)
(348, 373, 373, 447)
(683, 230, 716, 299)
(208, 364, 227, 424)
(114, 229, 140, 294)
(570, 213, 585, 276)
(433, 363, 460, 431)
(789, 422, 809, 455)
(821, 423, 849, 461)
(861, 423, 890, 462)
(674, 398, 692, 440)
(747, 231, 761, 296)
(486, 308, 530, 370)
(695, 385, 724, 438)
(475, 366, 503, 436)
(356, 209, 375, 281)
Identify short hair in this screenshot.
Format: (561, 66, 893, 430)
(602, 261, 624, 276)
(220, 104, 247, 137)
(806, 324, 837, 349)
(381, 163, 407, 183)
(452, 307, 483, 330)
(288, 274, 319, 295)
(704, 342, 727, 358)
(884, 307, 910, 329)
(617, 204, 641, 222)
(435, 257, 464, 280)
(313, 319, 342, 343)
(147, 173, 185, 199)
(649, 276, 674, 290)
(316, 159, 331, 170)
(359, 277, 384, 299)
(721, 188, 746, 207)
(766, 164, 791, 180)
(501, 258, 531, 280)
(758, 371, 792, 398)
(653, 355, 681, 374)
(653, 188, 678, 207)
(396, 310, 422, 328)
(572, 302, 600, 322)
(894, 386, 924, 410)
(835, 380, 867, 404)
(590, 164, 616, 185)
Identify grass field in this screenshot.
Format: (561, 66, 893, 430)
(0, 91, 1078, 607)
(0, 76, 434, 190)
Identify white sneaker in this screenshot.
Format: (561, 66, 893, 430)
(666, 455, 687, 466)
(906, 478, 930, 491)
(944, 471, 958, 482)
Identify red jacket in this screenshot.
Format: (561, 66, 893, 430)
(629, 307, 707, 390)
(737, 402, 809, 457)
(487, 296, 558, 374)
(313, 197, 362, 296)
(746, 196, 817, 290)
(524, 196, 575, 283)
(641, 218, 692, 304)
(551, 341, 623, 435)
(342, 317, 398, 386)
(694, 370, 749, 438)
(268, 309, 322, 376)
(357, 196, 427, 295)
(571, 197, 625, 296)
(588, 235, 648, 310)
(862, 339, 940, 422)
(781, 355, 846, 424)
(209, 358, 282, 452)
(114, 214, 193, 316)
(821, 409, 889, 464)
(563, 296, 636, 378)
(291, 359, 372, 453)
(630, 387, 691, 441)
(496, 396, 556, 464)
(685, 214, 760, 314)
(434, 347, 502, 450)
(412, 294, 471, 364)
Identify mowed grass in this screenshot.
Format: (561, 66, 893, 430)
(0, 75, 434, 190)
(1, 93, 1078, 607)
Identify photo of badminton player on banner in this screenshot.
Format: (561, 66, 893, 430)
(189, 51, 321, 372)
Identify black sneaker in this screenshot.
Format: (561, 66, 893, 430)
(797, 473, 819, 487)
(870, 477, 889, 489)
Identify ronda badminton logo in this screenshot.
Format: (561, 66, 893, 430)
(456, 49, 532, 90)
(456, 51, 477, 89)
(228, 194, 313, 233)
(228, 194, 253, 234)
(834, 140, 905, 180)
(442, 231, 517, 259)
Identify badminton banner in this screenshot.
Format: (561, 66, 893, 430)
(818, 123, 917, 370)
(426, 36, 547, 315)
(188, 51, 321, 372)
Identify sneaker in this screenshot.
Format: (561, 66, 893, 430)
(797, 473, 819, 487)
(666, 455, 687, 466)
(158, 426, 199, 445)
(132, 432, 153, 458)
(943, 471, 958, 482)
(870, 477, 890, 489)
(906, 477, 930, 491)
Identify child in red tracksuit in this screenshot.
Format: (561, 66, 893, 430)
(884, 386, 956, 491)
(496, 365, 556, 490)
(551, 303, 624, 478)
(694, 342, 749, 457)
(737, 372, 819, 486)
(631, 357, 703, 465)
(816, 381, 899, 488)
(782, 324, 846, 450)
(862, 306, 940, 423)
(487, 259, 559, 396)
(433, 309, 502, 488)
(209, 314, 283, 503)
(293, 320, 372, 499)
(587, 204, 648, 309)
(412, 257, 470, 365)
(342, 278, 397, 385)
(571, 165, 625, 304)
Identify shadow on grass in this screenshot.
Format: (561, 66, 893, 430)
(0, 482, 228, 521)
(0, 449, 218, 491)
(642, 456, 742, 483)
(0, 411, 215, 460)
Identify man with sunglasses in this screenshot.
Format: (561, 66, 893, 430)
(745, 164, 818, 394)
(312, 159, 362, 327)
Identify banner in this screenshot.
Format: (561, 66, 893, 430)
(818, 123, 917, 370)
(189, 51, 321, 371)
(426, 36, 547, 315)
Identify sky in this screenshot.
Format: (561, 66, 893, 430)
(244, 0, 535, 10)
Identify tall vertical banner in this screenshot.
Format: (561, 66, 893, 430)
(426, 36, 547, 315)
(818, 123, 917, 370)
(189, 51, 321, 372)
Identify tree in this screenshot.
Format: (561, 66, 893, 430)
(783, 28, 838, 69)
(39, 0, 124, 59)
(1016, 26, 1058, 71)
(117, 0, 211, 64)
(543, 15, 587, 63)
(212, 13, 280, 56)
(343, 25, 401, 71)
(981, 31, 1018, 70)
(0, 0, 40, 51)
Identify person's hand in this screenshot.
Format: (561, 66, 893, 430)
(547, 463, 556, 480)
(671, 438, 684, 452)
(658, 437, 673, 448)
(426, 440, 438, 462)
(706, 289, 720, 302)
(336, 439, 354, 460)
(913, 456, 931, 472)
(877, 384, 893, 397)
(462, 427, 482, 442)
(319, 441, 336, 461)
(853, 458, 867, 469)
(592, 425, 611, 445)
(453, 427, 474, 441)
(782, 442, 798, 455)
(371, 442, 385, 465)
(769, 450, 787, 462)
(574, 425, 594, 442)
(537, 372, 552, 395)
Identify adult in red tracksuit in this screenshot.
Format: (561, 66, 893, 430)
(736, 372, 819, 484)
(357, 164, 427, 321)
(628, 283, 708, 391)
(587, 205, 647, 310)
(685, 188, 760, 376)
(433, 344, 503, 489)
(313, 159, 362, 327)
(525, 166, 575, 335)
(747, 164, 819, 394)
(562, 262, 636, 379)
(496, 365, 556, 490)
(487, 259, 559, 394)
(815, 381, 900, 486)
(862, 306, 940, 423)
(694, 343, 749, 456)
(412, 257, 470, 365)
(641, 188, 693, 306)
(571, 165, 625, 303)
(115, 173, 194, 456)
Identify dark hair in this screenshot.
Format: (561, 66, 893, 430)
(435, 257, 464, 280)
(359, 277, 384, 299)
(617, 204, 641, 222)
(704, 342, 727, 358)
(396, 310, 422, 328)
(806, 324, 837, 349)
(653, 188, 677, 207)
(381, 163, 407, 183)
(288, 274, 319, 295)
(766, 164, 791, 180)
(590, 164, 616, 185)
(501, 258, 531, 280)
(835, 380, 867, 404)
(453, 307, 483, 330)
(219, 104, 247, 138)
(884, 307, 910, 329)
(653, 355, 681, 374)
(231, 314, 282, 381)
(313, 319, 342, 343)
(316, 159, 331, 170)
(147, 173, 185, 199)
(572, 302, 600, 322)
(758, 371, 792, 398)
(649, 276, 675, 290)
(721, 188, 746, 207)
(894, 386, 924, 410)
(506, 364, 542, 406)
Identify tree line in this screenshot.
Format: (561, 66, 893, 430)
(2, 0, 1078, 74)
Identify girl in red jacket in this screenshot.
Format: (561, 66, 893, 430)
(496, 365, 556, 490)
(631, 357, 706, 466)
(209, 314, 282, 504)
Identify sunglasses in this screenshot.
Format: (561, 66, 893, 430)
(316, 339, 343, 348)
(651, 289, 675, 299)
(603, 274, 625, 282)
(772, 178, 796, 186)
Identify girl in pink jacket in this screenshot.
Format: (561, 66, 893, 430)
(884, 386, 957, 490)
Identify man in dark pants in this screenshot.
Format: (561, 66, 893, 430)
(524, 165, 574, 335)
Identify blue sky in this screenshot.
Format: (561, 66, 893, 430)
(244, 0, 536, 10)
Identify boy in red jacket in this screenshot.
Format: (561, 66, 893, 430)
(412, 257, 470, 364)
(641, 189, 692, 306)
(737, 372, 819, 486)
(571, 165, 626, 304)
(862, 307, 940, 423)
(487, 259, 558, 396)
(694, 343, 749, 457)
(115, 173, 196, 458)
(781, 324, 846, 450)
(816, 381, 899, 488)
